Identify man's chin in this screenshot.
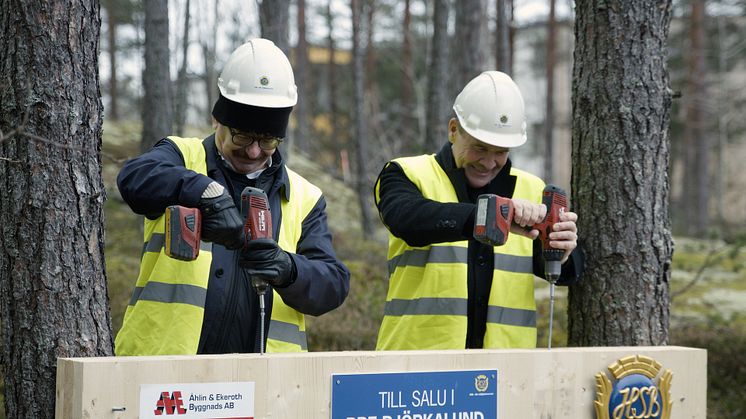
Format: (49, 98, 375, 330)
(466, 172, 495, 188)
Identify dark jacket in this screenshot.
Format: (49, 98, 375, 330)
(117, 135, 350, 353)
(376, 143, 583, 348)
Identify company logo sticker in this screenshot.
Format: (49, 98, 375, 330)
(594, 355, 673, 419)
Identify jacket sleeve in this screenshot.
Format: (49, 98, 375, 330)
(275, 196, 350, 316)
(116, 138, 213, 218)
(376, 162, 476, 247)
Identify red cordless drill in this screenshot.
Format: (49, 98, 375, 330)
(473, 184, 568, 348)
(241, 186, 273, 354)
(533, 185, 568, 349)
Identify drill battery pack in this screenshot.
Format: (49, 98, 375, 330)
(164, 205, 201, 261)
(473, 194, 514, 246)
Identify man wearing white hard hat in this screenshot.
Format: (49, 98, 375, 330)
(374, 71, 581, 350)
(115, 39, 350, 356)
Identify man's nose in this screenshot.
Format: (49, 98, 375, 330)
(242, 141, 263, 158)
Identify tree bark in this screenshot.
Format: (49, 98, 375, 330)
(141, 0, 172, 152)
(569, 0, 674, 346)
(351, 0, 376, 238)
(0, 0, 113, 417)
(425, 0, 450, 152)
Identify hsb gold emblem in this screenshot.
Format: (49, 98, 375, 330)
(594, 355, 673, 419)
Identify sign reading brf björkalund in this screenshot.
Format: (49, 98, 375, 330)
(594, 355, 673, 419)
(331, 369, 497, 419)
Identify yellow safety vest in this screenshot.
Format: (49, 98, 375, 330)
(115, 137, 321, 355)
(375, 154, 545, 350)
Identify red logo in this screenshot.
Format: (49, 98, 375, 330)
(154, 391, 187, 415)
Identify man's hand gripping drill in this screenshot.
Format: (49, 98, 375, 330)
(473, 185, 577, 348)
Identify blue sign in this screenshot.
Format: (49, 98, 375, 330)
(331, 370, 498, 419)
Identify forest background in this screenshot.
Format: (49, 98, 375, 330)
(1, 0, 746, 417)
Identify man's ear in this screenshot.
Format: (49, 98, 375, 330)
(448, 118, 458, 144)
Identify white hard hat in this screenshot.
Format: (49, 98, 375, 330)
(217, 38, 298, 108)
(452, 71, 527, 148)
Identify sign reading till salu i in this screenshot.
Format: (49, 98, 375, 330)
(331, 370, 497, 419)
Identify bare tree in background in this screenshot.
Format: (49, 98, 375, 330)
(141, 0, 173, 151)
(325, 1, 344, 179)
(544, 0, 557, 183)
(400, 0, 416, 153)
(0, 0, 113, 416)
(175, 0, 192, 136)
(101, 0, 138, 121)
(103, 0, 120, 120)
(258, 0, 290, 53)
(569, 0, 674, 346)
(201, 0, 219, 126)
(351, 0, 376, 238)
(454, 0, 485, 91)
(295, 0, 311, 154)
(495, 0, 511, 75)
(425, 0, 450, 152)
(681, 0, 708, 236)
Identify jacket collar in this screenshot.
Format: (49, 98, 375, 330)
(434, 142, 517, 202)
(202, 134, 292, 201)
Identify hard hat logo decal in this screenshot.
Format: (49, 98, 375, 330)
(496, 114, 512, 127)
(260, 76, 270, 86)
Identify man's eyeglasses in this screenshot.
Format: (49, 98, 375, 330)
(229, 129, 283, 150)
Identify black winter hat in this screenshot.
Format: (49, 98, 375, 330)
(212, 93, 293, 138)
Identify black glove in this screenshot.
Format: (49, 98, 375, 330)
(197, 190, 243, 249)
(239, 238, 295, 288)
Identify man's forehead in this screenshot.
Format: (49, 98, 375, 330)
(467, 135, 510, 152)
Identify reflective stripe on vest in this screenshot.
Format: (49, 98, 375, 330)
(115, 137, 321, 355)
(375, 154, 545, 350)
(266, 167, 322, 353)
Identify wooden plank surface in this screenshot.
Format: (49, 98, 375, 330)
(55, 346, 706, 419)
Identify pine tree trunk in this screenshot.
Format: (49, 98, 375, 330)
(141, 0, 172, 152)
(259, 0, 290, 54)
(569, 0, 674, 346)
(681, 0, 708, 236)
(0, 0, 113, 417)
(174, 0, 191, 136)
(105, 1, 119, 121)
(425, 0, 450, 152)
(544, 0, 557, 183)
(351, 0, 375, 238)
(495, 0, 510, 75)
(202, 0, 218, 127)
(454, 0, 485, 91)
(295, 0, 311, 154)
